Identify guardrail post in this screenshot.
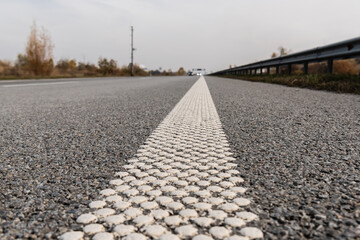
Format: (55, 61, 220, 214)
(304, 62, 308, 74)
(327, 59, 333, 73)
(288, 64, 292, 74)
(276, 66, 279, 74)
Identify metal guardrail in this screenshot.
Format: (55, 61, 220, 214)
(212, 36, 360, 75)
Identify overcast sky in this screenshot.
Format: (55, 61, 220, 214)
(1, 0, 360, 72)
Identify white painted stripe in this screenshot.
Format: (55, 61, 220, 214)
(60, 76, 263, 240)
(1, 81, 78, 88)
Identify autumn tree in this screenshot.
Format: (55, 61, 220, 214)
(25, 21, 54, 76)
(176, 67, 186, 76)
(98, 58, 117, 75)
(278, 46, 290, 56)
(56, 59, 77, 74)
(271, 46, 291, 58)
(271, 52, 278, 58)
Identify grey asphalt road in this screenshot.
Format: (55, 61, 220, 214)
(0, 76, 197, 239)
(1, 76, 359, 239)
(206, 76, 360, 239)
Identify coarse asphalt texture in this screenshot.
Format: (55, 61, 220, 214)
(1, 75, 359, 240)
(206, 76, 360, 239)
(0, 76, 197, 239)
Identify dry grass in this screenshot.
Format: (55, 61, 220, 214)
(218, 74, 360, 94)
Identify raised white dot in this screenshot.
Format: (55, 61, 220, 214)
(170, 190, 188, 197)
(124, 208, 142, 218)
(219, 203, 239, 213)
(93, 232, 114, 240)
(230, 187, 247, 194)
(123, 176, 136, 182)
(137, 185, 153, 192)
(233, 198, 251, 206)
(193, 235, 214, 240)
(59, 231, 84, 240)
(109, 179, 124, 186)
(133, 215, 154, 226)
(236, 212, 259, 222)
(100, 189, 116, 197)
(115, 172, 129, 178)
(161, 185, 177, 192)
(123, 189, 139, 197)
(95, 208, 116, 218)
(156, 172, 169, 178)
(184, 186, 200, 192)
(130, 196, 148, 204)
(224, 217, 246, 227)
(193, 217, 214, 227)
(175, 225, 198, 238)
(144, 225, 167, 238)
(89, 200, 106, 209)
(164, 215, 182, 226)
(159, 234, 180, 240)
(151, 209, 169, 219)
(207, 197, 224, 205)
(83, 224, 105, 234)
(174, 180, 188, 187)
(210, 227, 230, 239)
(208, 210, 227, 220)
(124, 233, 147, 240)
(104, 214, 125, 225)
(130, 180, 145, 186)
(140, 201, 159, 210)
(239, 227, 263, 239)
(220, 181, 235, 188)
(186, 176, 200, 182)
(197, 181, 210, 187)
(113, 224, 135, 236)
(135, 172, 149, 178)
(116, 185, 130, 192)
(221, 191, 237, 199)
(122, 164, 134, 170)
(208, 177, 222, 183)
(155, 196, 174, 205)
(76, 213, 97, 224)
(106, 195, 122, 203)
(193, 202, 212, 211)
(207, 186, 223, 193)
(167, 202, 184, 211)
(113, 201, 131, 210)
(229, 177, 244, 184)
(144, 176, 157, 183)
(179, 209, 198, 218)
(225, 236, 249, 240)
(182, 197, 199, 205)
(146, 190, 162, 197)
(195, 190, 211, 198)
(196, 172, 209, 178)
(164, 176, 178, 182)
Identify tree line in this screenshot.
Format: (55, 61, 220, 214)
(0, 22, 187, 79)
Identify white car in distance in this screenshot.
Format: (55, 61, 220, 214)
(190, 68, 206, 76)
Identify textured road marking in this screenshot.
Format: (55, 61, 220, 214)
(60, 76, 263, 240)
(1, 81, 78, 88)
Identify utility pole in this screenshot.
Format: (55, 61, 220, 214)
(130, 26, 134, 76)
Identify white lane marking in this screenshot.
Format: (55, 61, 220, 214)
(60, 76, 263, 240)
(1, 81, 78, 88)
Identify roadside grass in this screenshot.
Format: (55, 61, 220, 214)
(216, 74, 360, 94)
(0, 75, 144, 81)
